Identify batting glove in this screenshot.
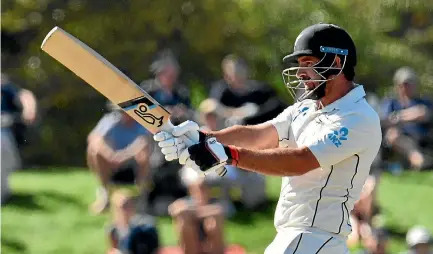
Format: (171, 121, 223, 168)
(179, 136, 239, 173)
(153, 120, 208, 161)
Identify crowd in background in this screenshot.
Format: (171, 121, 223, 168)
(2, 48, 433, 254)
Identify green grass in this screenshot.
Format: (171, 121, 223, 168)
(1, 168, 433, 254)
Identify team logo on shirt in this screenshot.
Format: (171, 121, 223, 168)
(328, 127, 349, 147)
(293, 107, 309, 122)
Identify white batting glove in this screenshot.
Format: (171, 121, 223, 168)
(153, 120, 204, 162)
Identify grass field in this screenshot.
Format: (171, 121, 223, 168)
(1, 168, 433, 254)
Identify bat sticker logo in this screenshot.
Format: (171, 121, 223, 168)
(118, 97, 164, 127)
(134, 104, 164, 127)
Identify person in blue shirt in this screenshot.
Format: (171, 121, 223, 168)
(139, 50, 195, 216)
(140, 49, 194, 126)
(1, 73, 38, 148)
(380, 67, 433, 170)
(86, 102, 153, 214)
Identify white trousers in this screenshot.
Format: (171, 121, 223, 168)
(264, 227, 349, 254)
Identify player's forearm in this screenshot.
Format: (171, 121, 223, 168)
(208, 124, 278, 150)
(234, 146, 319, 176)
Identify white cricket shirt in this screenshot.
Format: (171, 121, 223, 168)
(268, 84, 381, 237)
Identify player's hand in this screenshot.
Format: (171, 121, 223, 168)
(179, 136, 239, 172)
(153, 120, 207, 161)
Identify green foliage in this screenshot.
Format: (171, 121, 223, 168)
(2, 0, 433, 165)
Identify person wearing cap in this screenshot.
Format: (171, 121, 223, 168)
(380, 67, 433, 171)
(154, 23, 382, 253)
(402, 226, 433, 254)
(86, 102, 153, 214)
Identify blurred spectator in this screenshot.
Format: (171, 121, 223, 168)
(209, 54, 286, 127)
(140, 49, 193, 216)
(380, 67, 433, 171)
(355, 227, 390, 254)
(1, 73, 37, 204)
(402, 226, 433, 254)
(348, 176, 380, 249)
(168, 175, 226, 254)
(86, 102, 153, 214)
(140, 49, 194, 125)
(107, 190, 159, 254)
(1, 73, 38, 148)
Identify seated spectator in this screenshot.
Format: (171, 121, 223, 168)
(140, 49, 194, 216)
(402, 226, 433, 254)
(1, 73, 38, 148)
(355, 227, 389, 254)
(107, 190, 159, 254)
(380, 67, 433, 171)
(209, 54, 287, 127)
(140, 49, 194, 125)
(87, 102, 153, 214)
(168, 174, 226, 254)
(1, 73, 37, 204)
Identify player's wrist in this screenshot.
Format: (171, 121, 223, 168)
(199, 130, 217, 143)
(224, 145, 239, 166)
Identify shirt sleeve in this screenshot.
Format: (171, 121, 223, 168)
(307, 116, 381, 169)
(266, 105, 294, 141)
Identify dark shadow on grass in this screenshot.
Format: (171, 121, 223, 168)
(40, 191, 83, 208)
(1, 237, 26, 252)
(4, 193, 46, 211)
(4, 191, 82, 211)
(20, 166, 88, 174)
(229, 198, 278, 225)
(382, 224, 407, 240)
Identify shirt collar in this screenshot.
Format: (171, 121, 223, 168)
(319, 84, 366, 113)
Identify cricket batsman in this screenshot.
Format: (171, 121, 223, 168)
(154, 23, 382, 253)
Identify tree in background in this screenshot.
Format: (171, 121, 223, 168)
(1, 0, 432, 165)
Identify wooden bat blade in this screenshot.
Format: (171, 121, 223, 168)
(41, 26, 170, 134)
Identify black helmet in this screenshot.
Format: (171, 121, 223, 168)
(284, 23, 356, 67)
(282, 23, 357, 101)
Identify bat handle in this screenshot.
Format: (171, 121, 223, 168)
(161, 119, 227, 177)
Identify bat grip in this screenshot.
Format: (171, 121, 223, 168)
(161, 119, 227, 177)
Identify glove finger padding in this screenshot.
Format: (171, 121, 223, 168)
(161, 145, 184, 156)
(153, 131, 172, 142)
(158, 137, 183, 148)
(179, 148, 190, 165)
(165, 153, 180, 161)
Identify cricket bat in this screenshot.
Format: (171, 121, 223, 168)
(40, 26, 226, 177)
